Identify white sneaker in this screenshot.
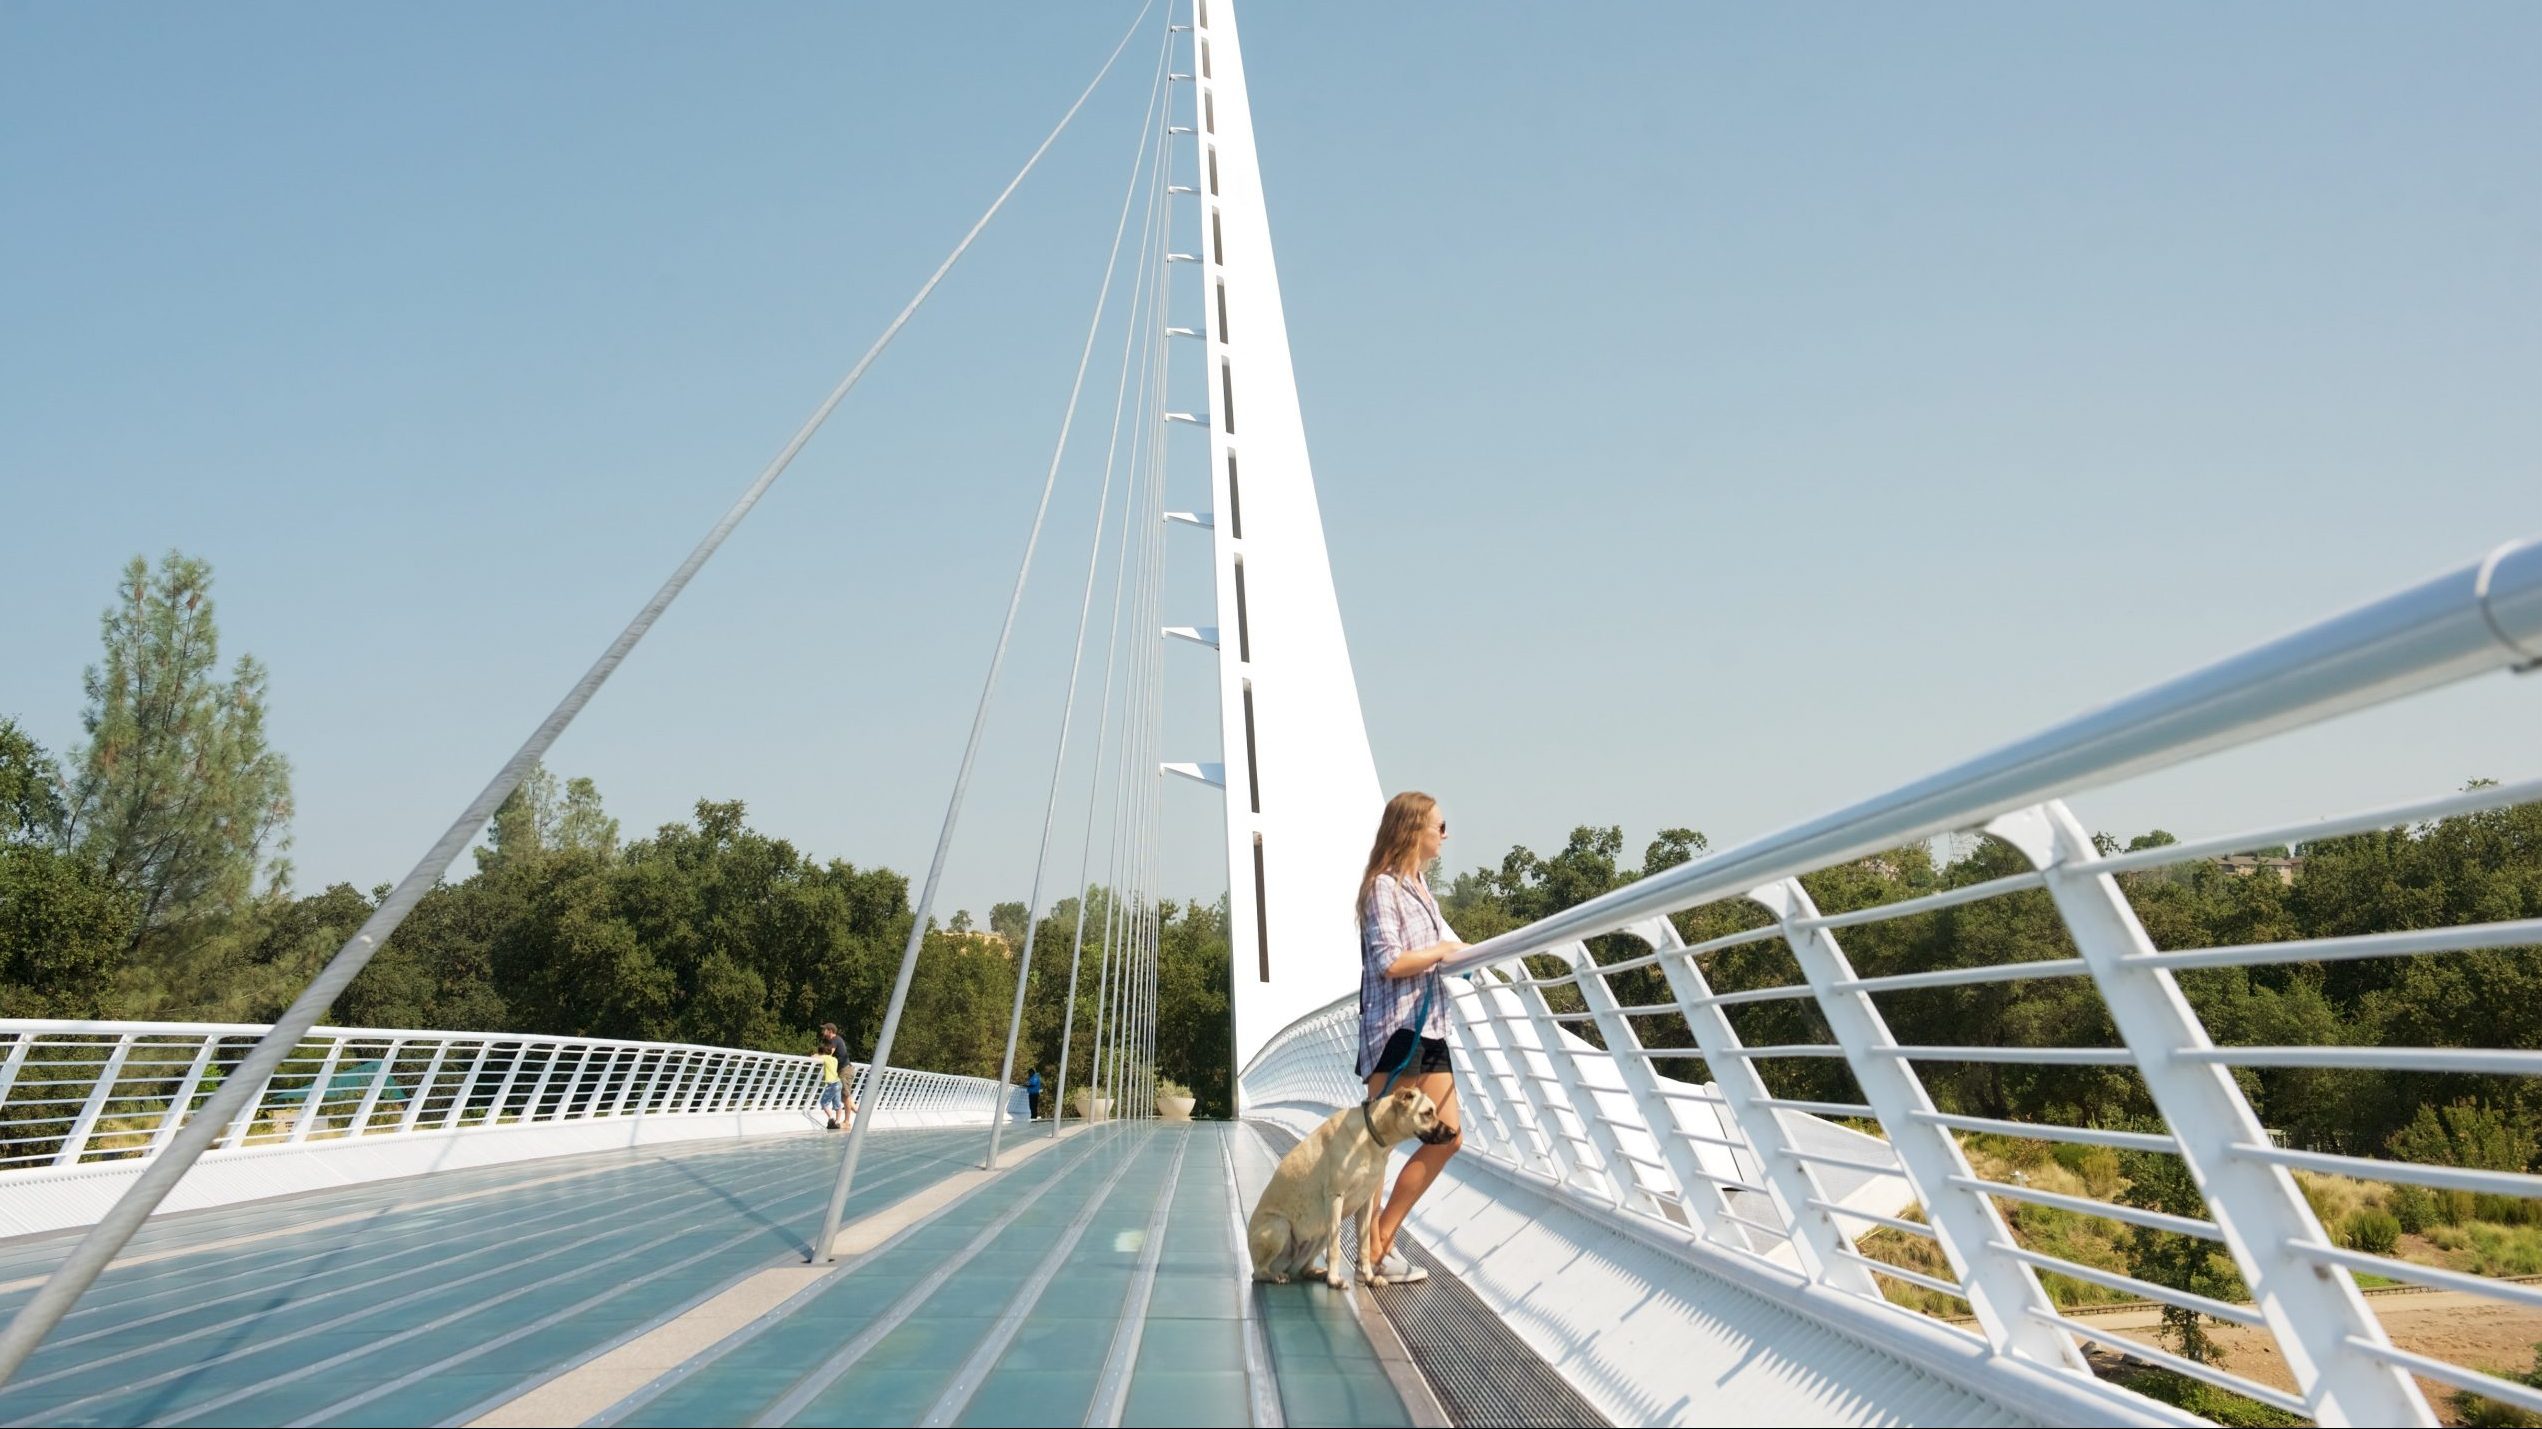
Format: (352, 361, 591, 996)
(1374, 1250, 1427, 1284)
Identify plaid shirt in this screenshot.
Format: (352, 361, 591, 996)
(1357, 872, 1455, 1076)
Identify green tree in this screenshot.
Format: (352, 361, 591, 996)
(0, 719, 68, 842)
(2117, 1146, 2244, 1366)
(62, 553, 293, 945)
(989, 901, 1031, 945)
(0, 722, 131, 1018)
(475, 764, 619, 871)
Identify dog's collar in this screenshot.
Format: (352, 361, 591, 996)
(1359, 1100, 1380, 1144)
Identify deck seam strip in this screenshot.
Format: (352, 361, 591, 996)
(568, 1124, 1090, 1429)
(443, 1134, 984, 1427)
(317, 1139, 980, 1426)
(916, 1127, 1160, 1425)
(5, 1144, 841, 1424)
(1219, 1129, 1286, 1427)
(750, 1124, 1119, 1425)
(1084, 1128, 1193, 1427)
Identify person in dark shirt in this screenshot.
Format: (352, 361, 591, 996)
(819, 1023, 858, 1126)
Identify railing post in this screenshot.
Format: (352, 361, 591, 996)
(0, 1031, 34, 1113)
(1565, 940, 1744, 1243)
(519, 1041, 565, 1122)
(1505, 952, 1642, 1210)
(218, 1042, 274, 1150)
(1754, 878, 2080, 1368)
(399, 1042, 450, 1134)
(480, 1040, 527, 1126)
(148, 1036, 221, 1155)
(1472, 970, 1597, 1188)
(1627, 916, 1875, 1290)
(566, 1044, 605, 1118)
(1994, 802, 2432, 1424)
(444, 1041, 493, 1130)
(545, 1044, 587, 1121)
(657, 1050, 698, 1115)
(348, 1039, 404, 1135)
(54, 1034, 136, 1167)
(287, 1038, 346, 1144)
(711, 1053, 747, 1112)
(1445, 978, 1565, 1178)
(605, 1047, 646, 1117)
(678, 1049, 712, 1113)
(709, 1053, 738, 1114)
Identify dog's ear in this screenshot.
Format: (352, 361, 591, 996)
(1389, 1087, 1420, 1108)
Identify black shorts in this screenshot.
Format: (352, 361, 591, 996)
(1374, 1029, 1453, 1079)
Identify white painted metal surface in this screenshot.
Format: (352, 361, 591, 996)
(1241, 534, 2542, 1426)
(0, 1020, 1013, 1236)
(1174, 0, 1385, 1086)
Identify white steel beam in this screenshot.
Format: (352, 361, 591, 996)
(1991, 802, 2433, 1424)
(1567, 938, 1750, 1249)
(1752, 879, 2081, 1368)
(1625, 915, 1875, 1290)
(1187, 0, 1384, 1085)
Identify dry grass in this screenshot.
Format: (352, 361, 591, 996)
(1851, 1140, 2542, 1317)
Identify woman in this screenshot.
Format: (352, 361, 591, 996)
(1354, 790, 1465, 1285)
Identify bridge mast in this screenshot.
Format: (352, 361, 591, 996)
(1166, 0, 1383, 1098)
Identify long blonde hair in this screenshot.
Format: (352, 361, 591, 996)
(1357, 791, 1438, 928)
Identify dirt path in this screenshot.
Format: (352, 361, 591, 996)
(2078, 1294, 2542, 1421)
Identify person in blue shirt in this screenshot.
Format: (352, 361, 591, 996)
(1025, 1068, 1044, 1120)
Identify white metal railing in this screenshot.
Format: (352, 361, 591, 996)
(0, 1020, 1005, 1176)
(1242, 534, 2542, 1428)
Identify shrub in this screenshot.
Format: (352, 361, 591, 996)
(2450, 1341, 2542, 1428)
(2390, 1183, 2438, 1234)
(2476, 1193, 2542, 1227)
(1979, 1134, 2054, 1172)
(2117, 1369, 2306, 1427)
(2299, 1171, 2365, 1226)
(2342, 1208, 2401, 1256)
(2389, 1101, 2539, 1174)
(2047, 1143, 2124, 1198)
(2441, 1188, 2480, 1226)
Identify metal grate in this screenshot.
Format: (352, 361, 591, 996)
(1249, 1120, 1610, 1429)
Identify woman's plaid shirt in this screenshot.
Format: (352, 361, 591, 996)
(1357, 872, 1456, 1076)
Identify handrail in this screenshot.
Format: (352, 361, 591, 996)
(1247, 535, 2542, 1428)
(0, 1020, 1007, 1178)
(1440, 534, 2542, 978)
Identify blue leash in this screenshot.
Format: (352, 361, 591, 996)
(1376, 978, 1437, 1099)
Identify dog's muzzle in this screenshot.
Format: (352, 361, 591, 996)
(1415, 1122, 1458, 1146)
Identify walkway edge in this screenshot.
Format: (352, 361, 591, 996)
(465, 1127, 1074, 1429)
(1348, 1282, 1452, 1429)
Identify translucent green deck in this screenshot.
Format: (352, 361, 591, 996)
(0, 1123, 1413, 1428)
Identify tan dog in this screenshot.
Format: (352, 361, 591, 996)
(1248, 1086, 1443, 1289)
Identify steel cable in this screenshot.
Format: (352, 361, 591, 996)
(810, 0, 1171, 1260)
(0, 0, 1161, 1384)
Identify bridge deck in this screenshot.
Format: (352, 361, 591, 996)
(0, 1123, 1421, 1428)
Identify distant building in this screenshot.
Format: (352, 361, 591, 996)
(2214, 854, 2301, 886)
(945, 928, 1014, 958)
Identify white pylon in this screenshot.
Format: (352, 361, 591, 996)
(1166, 0, 1384, 1095)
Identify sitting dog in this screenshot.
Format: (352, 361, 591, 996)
(1247, 1085, 1446, 1289)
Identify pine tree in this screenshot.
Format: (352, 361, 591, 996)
(62, 552, 293, 946)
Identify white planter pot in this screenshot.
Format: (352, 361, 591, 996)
(1158, 1095, 1196, 1121)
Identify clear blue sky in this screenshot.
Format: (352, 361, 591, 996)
(5, 3, 2536, 919)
